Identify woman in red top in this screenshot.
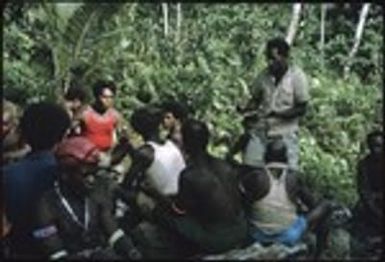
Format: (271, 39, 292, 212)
(80, 80, 125, 152)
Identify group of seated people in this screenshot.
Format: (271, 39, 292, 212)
(2, 81, 383, 259)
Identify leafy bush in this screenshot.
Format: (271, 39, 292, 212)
(299, 74, 381, 206)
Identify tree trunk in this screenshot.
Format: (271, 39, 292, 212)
(162, 3, 169, 37)
(286, 3, 302, 45)
(320, 4, 326, 69)
(176, 3, 182, 42)
(343, 3, 371, 78)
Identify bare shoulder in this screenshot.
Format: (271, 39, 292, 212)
(137, 144, 155, 162)
(109, 107, 122, 119)
(209, 157, 234, 173)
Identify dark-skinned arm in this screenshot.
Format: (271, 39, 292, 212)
(226, 133, 250, 162)
(140, 185, 175, 211)
(115, 112, 132, 140)
(110, 137, 136, 166)
(70, 109, 88, 136)
(287, 172, 317, 210)
(93, 190, 142, 260)
(120, 145, 154, 191)
(33, 196, 69, 260)
(296, 179, 317, 210)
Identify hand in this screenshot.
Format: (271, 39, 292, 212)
(2, 214, 12, 238)
(114, 186, 137, 207)
(118, 127, 131, 143)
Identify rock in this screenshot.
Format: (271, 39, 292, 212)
(321, 228, 351, 259)
(203, 242, 308, 260)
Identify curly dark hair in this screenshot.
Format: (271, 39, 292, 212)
(92, 80, 117, 98)
(162, 100, 188, 121)
(264, 138, 287, 163)
(181, 119, 210, 154)
(266, 37, 290, 58)
(64, 86, 87, 103)
(131, 106, 163, 138)
(20, 102, 70, 151)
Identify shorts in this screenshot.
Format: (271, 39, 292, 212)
(250, 215, 308, 247)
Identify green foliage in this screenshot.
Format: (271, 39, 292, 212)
(299, 74, 381, 206)
(3, 3, 382, 206)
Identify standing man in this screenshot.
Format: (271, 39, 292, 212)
(239, 37, 309, 169)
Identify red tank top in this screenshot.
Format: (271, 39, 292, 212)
(82, 106, 119, 151)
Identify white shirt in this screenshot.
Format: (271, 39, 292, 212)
(145, 140, 186, 196)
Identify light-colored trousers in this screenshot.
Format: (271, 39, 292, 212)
(243, 131, 299, 170)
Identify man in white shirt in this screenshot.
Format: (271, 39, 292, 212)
(121, 106, 186, 212)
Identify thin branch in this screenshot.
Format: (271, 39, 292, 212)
(286, 3, 302, 45)
(162, 3, 169, 37)
(176, 3, 181, 42)
(344, 3, 371, 78)
(320, 4, 326, 69)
